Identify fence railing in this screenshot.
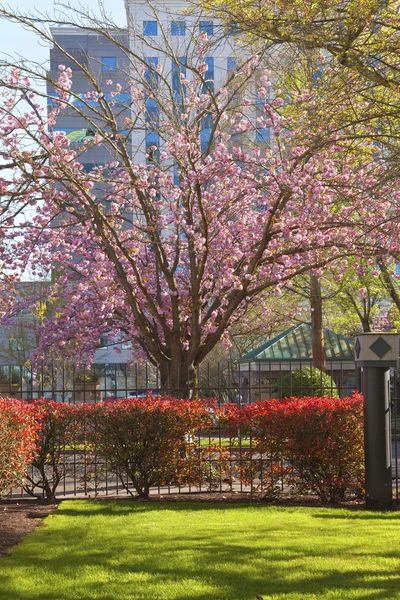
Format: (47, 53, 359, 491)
(0, 359, 356, 402)
(4, 359, 400, 506)
(8, 393, 364, 503)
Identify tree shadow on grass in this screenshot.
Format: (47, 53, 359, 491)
(1, 501, 400, 600)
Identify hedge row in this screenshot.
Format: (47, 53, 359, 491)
(0, 393, 364, 502)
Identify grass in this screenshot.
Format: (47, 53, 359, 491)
(1, 501, 400, 600)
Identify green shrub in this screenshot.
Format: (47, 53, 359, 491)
(281, 367, 339, 399)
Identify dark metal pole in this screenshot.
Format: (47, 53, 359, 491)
(362, 367, 392, 509)
(355, 365, 362, 393)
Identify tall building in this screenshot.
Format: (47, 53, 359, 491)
(46, 1, 261, 170)
(124, 0, 245, 165)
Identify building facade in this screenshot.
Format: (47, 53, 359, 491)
(48, 27, 130, 170)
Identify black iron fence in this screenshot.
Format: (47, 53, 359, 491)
(3, 360, 400, 509)
(5, 359, 400, 506)
(0, 359, 356, 402)
(1, 359, 367, 503)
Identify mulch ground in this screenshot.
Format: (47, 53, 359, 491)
(0, 500, 57, 558)
(0, 493, 366, 558)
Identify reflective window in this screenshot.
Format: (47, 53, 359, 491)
(102, 57, 116, 72)
(227, 57, 237, 74)
(171, 21, 185, 36)
(199, 21, 213, 36)
(145, 57, 159, 89)
(172, 58, 186, 102)
(143, 21, 157, 36)
(203, 57, 214, 93)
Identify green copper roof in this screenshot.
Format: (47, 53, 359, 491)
(240, 324, 354, 362)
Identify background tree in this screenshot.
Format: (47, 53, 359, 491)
(285, 259, 391, 341)
(210, 0, 400, 330)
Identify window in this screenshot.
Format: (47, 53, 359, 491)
(145, 57, 159, 89)
(101, 57, 116, 72)
(143, 21, 157, 36)
(256, 98, 270, 143)
(227, 23, 239, 36)
(173, 163, 180, 186)
(172, 58, 186, 102)
(201, 112, 213, 152)
(203, 57, 214, 93)
(201, 126, 212, 153)
(171, 21, 185, 36)
(227, 57, 238, 74)
(256, 128, 270, 142)
(199, 21, 213, 36)
(146, 132, 160, 164)
(145, 98, 159, 129)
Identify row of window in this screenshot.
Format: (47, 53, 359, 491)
(143, 20, 213, 37)
(101, 55, 237, 75)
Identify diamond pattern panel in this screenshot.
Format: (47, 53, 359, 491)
(369, 337, 391, 359)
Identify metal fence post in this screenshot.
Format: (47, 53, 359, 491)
(355, 333, 399, 510)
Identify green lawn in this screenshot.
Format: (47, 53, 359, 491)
(1, 501, 400, 600)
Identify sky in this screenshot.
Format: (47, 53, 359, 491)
(0, 1, 127, 64)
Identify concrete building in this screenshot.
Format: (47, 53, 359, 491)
(124, 0, 255, 164)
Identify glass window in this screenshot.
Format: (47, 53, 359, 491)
(227, 23, 239, 36)
(203, 57, 214, 93)
(145, 57, 159, 89)
(145, 57, 159, 68)
(256, 98, 270, 143)
(143, 21, 158, 36)
(227, 57, 237, 74)
(201, 111, 213, 153)
(171, 21, 185, 36)
(173, 163, 180, 186)
(102, 57, 116, 72)
(256, 128, 271, 142)
(145, 98, 159, 129)
(146, 133, 160, 164)
(199, 21, 213, 36)
(172, 58, 186, 101)
(201, 125, 212, 153)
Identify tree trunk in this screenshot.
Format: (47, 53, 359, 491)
(159, 360, 199, 399)
(361, 317, 372, 332)
(379, 260, 400, 312)
(310, 273, 326, 372)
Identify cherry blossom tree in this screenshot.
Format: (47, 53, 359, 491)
(0, 6, 398, 396)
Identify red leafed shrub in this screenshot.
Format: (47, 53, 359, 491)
(23, 400, 81, 501)
(80, 396, 213, 499)
(0, 394, 365, 502)
(245, 393, 364, 502)
(0, 397, 41, 496)
(175, 442, 234, 490)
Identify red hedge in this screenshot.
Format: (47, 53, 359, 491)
(0, 393, 365, 502)
(242, 393, 365, 502)
(79, 396, 214, 499)
(0, 397, 41, 496)
(23, 400, 81, 500)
